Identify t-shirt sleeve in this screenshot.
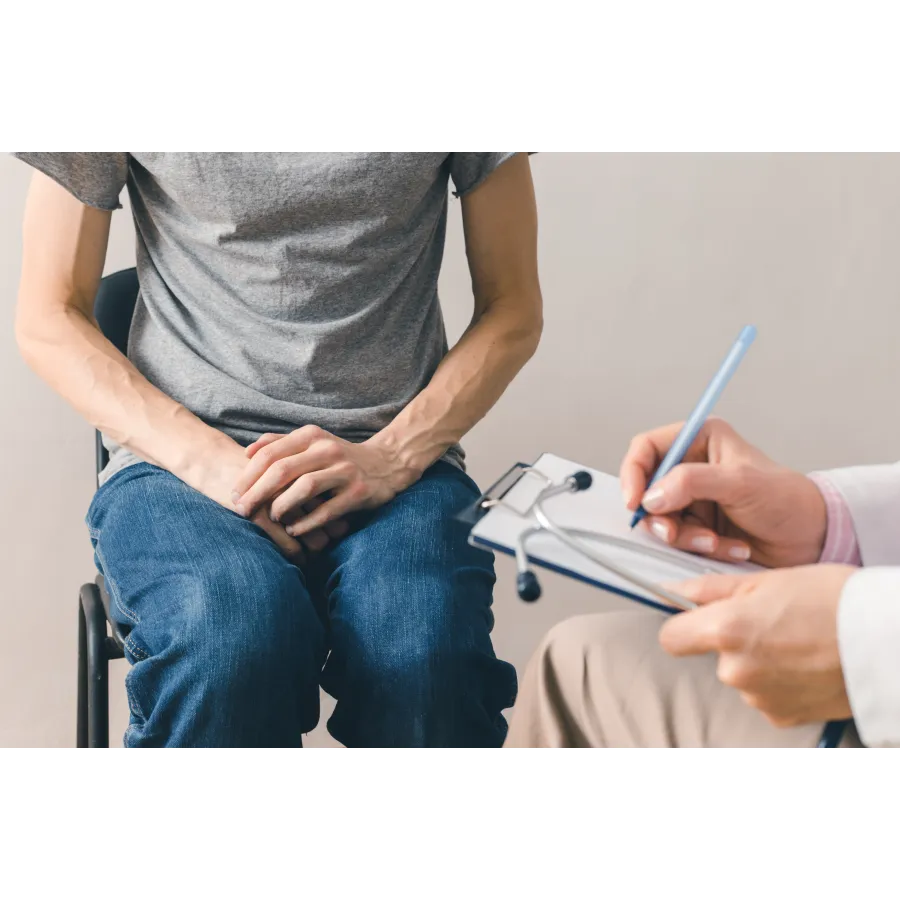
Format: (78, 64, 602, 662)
(11, 152, 129, 210)
(448, 152, 532, 198)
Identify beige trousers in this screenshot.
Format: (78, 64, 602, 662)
(505, 610, 862, 748)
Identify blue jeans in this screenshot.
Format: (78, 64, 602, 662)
(86, 461, 516, 747)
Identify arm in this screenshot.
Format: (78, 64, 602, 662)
(232, 153, 543, 529)
(15, 172, 303, 558)
(16, 173, 223, 479)
(813, 464, 900, 746)
(372, 152, 542, 474)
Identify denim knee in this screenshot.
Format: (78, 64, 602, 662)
(174, 561, 323, 684)
(122, 558, 326, 746)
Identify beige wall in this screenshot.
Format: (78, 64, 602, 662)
(1, 153, 898, 747)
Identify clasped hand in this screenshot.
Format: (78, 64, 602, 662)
(231, 425, 418, 555)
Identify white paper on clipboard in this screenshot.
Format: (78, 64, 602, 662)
(469, 452, 760, 606)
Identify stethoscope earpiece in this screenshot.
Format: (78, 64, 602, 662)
(516, 570, 542, 602)
(569, 470, 593, 491)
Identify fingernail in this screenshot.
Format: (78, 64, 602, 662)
(231, 491, 240, 503)
(234, 504, 246, 517)
(729, 545, 751, 561)
(269, 510, 279, 523)
(642, 487, 664, 512)
(650, 521, 670, 543)
(691, 535, 716, 554)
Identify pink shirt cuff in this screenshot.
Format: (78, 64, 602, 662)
(809, 473, 862, 566)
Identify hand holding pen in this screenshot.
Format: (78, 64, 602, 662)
(618, 326, 850, 746)
(620, 416, 831, 569)
(629, 325, 757, 530)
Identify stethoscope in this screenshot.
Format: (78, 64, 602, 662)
(483, 466, 701, 612)
(485, 466, 850, 748)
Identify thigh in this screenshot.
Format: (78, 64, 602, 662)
(509, 610, 862, 748)
(87, 463, 318, 651)
(87, 463, 326, 745)
(313, 460, 517, 746)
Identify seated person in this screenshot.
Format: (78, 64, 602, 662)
(506, 418, 900, 748)
(14, 152, 542, 747)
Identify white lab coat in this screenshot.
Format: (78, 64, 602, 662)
(822, 464, 900, 747)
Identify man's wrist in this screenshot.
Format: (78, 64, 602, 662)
(368, 426, 437, 489)
(165, 416, 235, 486)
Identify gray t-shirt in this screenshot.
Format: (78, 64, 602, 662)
(13, 152, 519, 483)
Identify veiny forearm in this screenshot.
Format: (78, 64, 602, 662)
(16, 174, 230, 484)
(375, 296, 542, 475)
(376, 155, 542, 477)
(15, 303, 227, 479)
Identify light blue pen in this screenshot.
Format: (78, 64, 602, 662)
(630, 324, 757, 529)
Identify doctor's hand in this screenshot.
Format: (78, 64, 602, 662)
(659, 565, 855, 728)
(230, 425, 420, 539)
(620, 418, 828, 568)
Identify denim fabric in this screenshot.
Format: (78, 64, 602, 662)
(86, 461, 516, 747)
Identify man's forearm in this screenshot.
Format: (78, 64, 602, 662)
(16, 303, 229, 480)
(372, 297, 542, 477)
(370, 151, 542, 482)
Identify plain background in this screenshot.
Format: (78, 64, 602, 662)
(1, 152, 898, 748)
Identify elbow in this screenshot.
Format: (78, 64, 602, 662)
(497, 307, 543, 369)
(14, 304, 62, 372)
(470, 288, 544, 363)
(525, 310, 543, 357)
(514, 303, 543, 363)
(14, 311, 41, 368)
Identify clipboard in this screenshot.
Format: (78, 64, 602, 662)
(461, 453, 761, 615)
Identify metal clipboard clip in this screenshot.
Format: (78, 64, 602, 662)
(456, 462, 535, 527)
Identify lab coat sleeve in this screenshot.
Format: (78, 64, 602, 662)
(837, 568, 900, 747)
(815, 463, 900, 565)
(815, 463, 900, 747)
